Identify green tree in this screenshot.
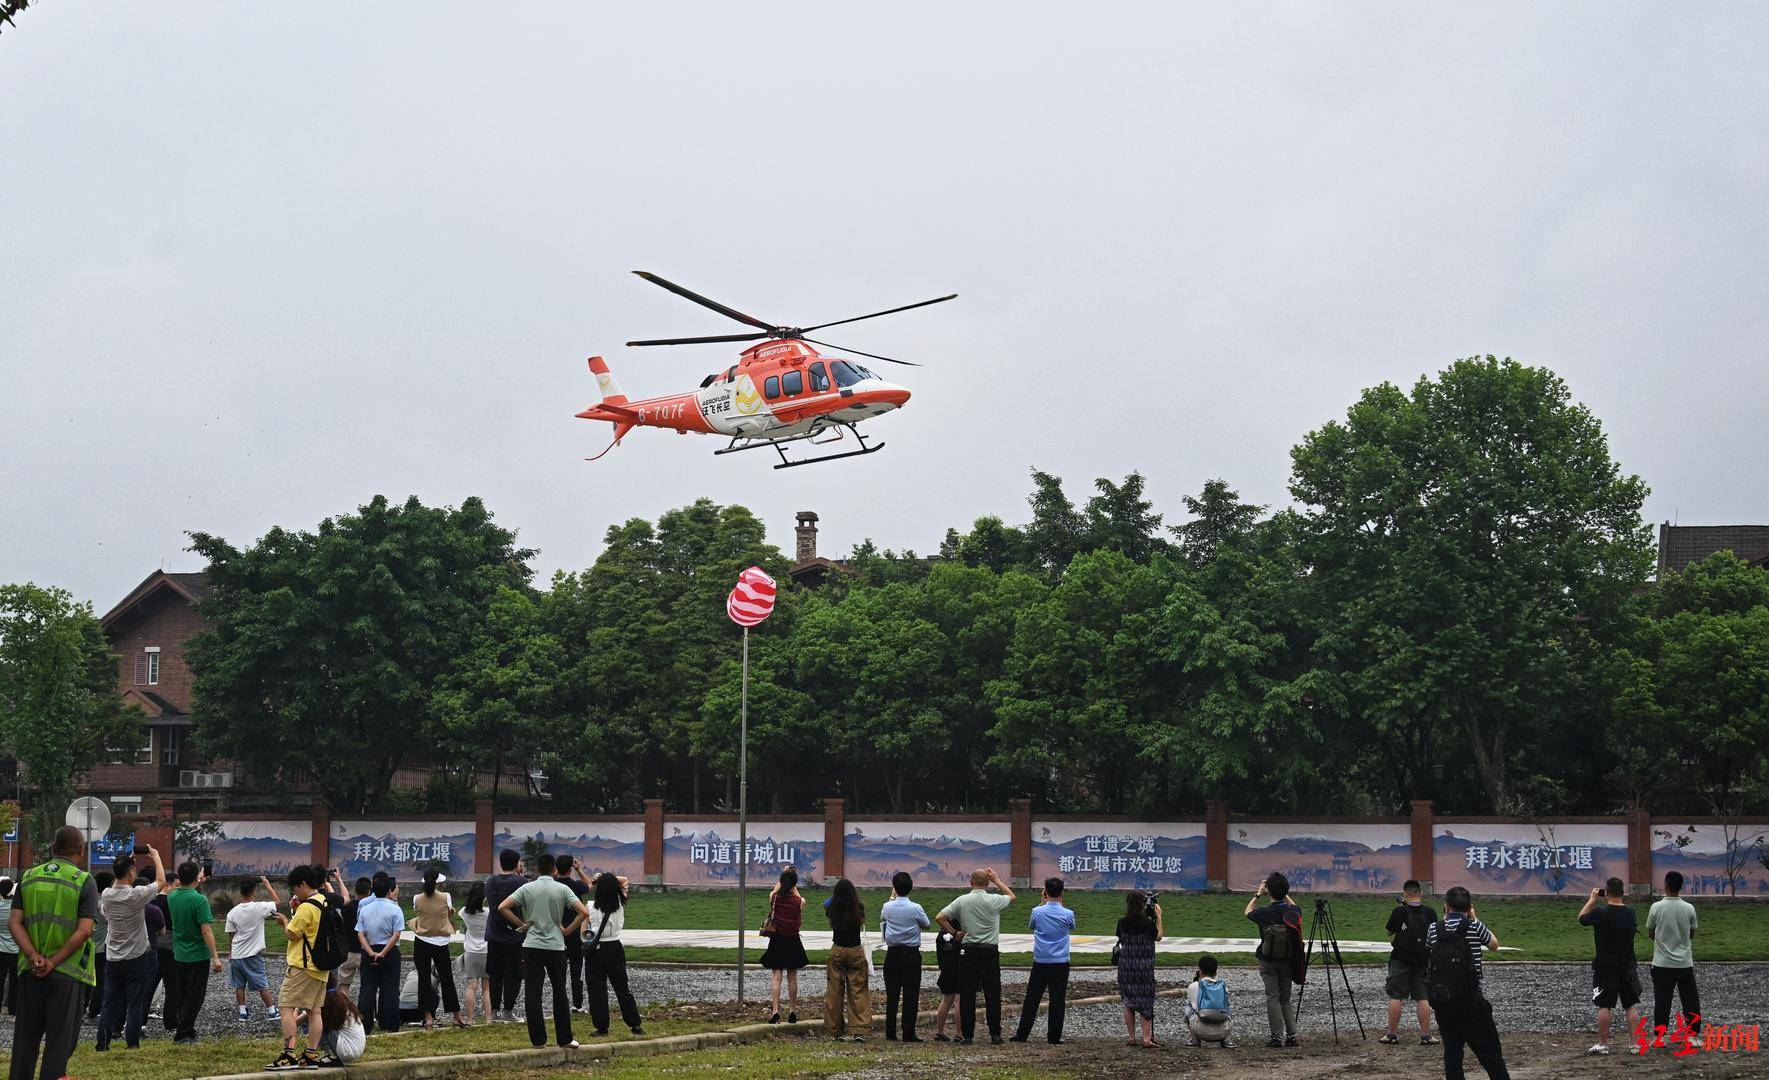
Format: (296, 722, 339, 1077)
(1082, 472, 1168, 563)
(186, 495, 533, 812)
(0, 583, 140, 845)
(432, 586, 562, 809)
(1173, 479, 1263, 568)
(1290, 357, 1653, 812)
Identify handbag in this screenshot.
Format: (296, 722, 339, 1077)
(759, 895, 778, 938)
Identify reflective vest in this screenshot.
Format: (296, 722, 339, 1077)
(16, 859, 96, 986)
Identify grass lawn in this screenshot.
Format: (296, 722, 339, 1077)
(222, 889, 1769, 965)
(479, 1039, 1040, 1080)
(1, 1017, 728, 1080)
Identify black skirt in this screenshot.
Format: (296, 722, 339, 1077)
(759, 932, 808, 971)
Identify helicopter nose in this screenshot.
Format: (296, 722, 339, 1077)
(877, 384, 911, 409)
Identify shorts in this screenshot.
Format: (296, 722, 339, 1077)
(228, 954, 269, 992)
(1592, 964, 1641, 1010)
(463, 951, 487, 979)
(279, 967, 329, 1012)
(1385, 955, 1428, 1002)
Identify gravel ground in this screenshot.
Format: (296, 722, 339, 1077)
(3, 959, 1762, 1052)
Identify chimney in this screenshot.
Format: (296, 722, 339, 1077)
(795, 511, 820, 563)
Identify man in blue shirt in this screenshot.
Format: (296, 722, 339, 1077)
(878, 871, 930, 1042)
(1011, 877, 1075, 1044)
(354, 873, 406, 1033)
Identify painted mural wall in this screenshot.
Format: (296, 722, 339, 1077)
(844, 821, 1013, 888)
(190, 820, 311, 877)
(662, 820, 824, 884)
(494, 821, 646, 880)
(330, 819, 476, 880)
(1031, 822, 1206, 891)
(1648, 822, 1769, 896)
(1228, 824, 1410, 893)
(1433, 822, 1628, 895)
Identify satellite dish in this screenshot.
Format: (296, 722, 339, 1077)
(65, 797, 111, 843)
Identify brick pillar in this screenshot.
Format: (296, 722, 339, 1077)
(311, 800, 332, 868)
(475, 799, 495, 875)
(1009, 799, 1032, 887)
(1205, 799, 1228, 892)
(1410, 800, 1435, 894)
(642, 799, 665, 885)
(1630, 809, 1653, 898)
(822, 798, 845, 884)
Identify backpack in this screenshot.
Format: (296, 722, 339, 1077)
(1195, 977, 1230, 1021)
(1426, 916, 1478, 1012)
(1259, 915, 1293, 962)
(300, 895, 349, 972)
(1392, 905, 1432, 965)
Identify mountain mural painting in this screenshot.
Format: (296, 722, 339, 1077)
(331, 820, 475, 880)
(1031, 822, 1206, 891)
(1433, 823, 1628, 895)
(1649, 822, 1769, 896)
(198, 820, 312, 877)
(1229, 824, 1410, 894)
(494, 821, 645, 880)
(662, 821, 824, 885)
(844, 822, 1013, 888)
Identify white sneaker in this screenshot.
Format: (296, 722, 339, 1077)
(266, 1007, 281, 1021)
(1587, 1043, 1611, 1055)
(237, 1006, 249, 1022)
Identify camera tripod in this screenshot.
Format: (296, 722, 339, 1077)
(1296, 897, 1366, 1043)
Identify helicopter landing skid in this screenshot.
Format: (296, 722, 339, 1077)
(714, 422, 884, 469)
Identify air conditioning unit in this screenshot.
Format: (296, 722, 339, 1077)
(180, 771, 235, 789)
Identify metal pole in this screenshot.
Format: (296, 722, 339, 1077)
(736, 624, 750, 1006)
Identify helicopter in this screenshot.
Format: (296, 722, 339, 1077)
(576, 271, 955, 469)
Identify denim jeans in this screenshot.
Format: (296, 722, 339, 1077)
(97, 950, 158, 1048)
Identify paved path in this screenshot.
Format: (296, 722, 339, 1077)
(618, 929, 1401, 953)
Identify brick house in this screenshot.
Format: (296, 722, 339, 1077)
(89, 571, 224, 816)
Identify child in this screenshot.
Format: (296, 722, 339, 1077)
(226, 876, 283, 1021)
(931, 915, 963, 1041)
(1184, 953, 1233, 1048)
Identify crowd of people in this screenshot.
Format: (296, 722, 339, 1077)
(0, 827, 1718, 1079)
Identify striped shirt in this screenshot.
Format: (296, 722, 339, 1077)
(1425, 912, 1493, 982)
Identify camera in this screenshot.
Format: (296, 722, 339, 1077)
(1144, 891, 1161, 918)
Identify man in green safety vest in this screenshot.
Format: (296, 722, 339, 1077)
(8, 825, 100, 1080)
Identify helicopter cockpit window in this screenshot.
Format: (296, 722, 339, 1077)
(699, 374, 717, 388)
(726, 366, 737, 382)
(809, 362, 829, 391)
(782, 370, 804, 395)
(764, 375, 781, 400)
(831, 361, 866, 387)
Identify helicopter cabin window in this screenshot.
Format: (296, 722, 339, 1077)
(810, 362, 829, 391)
(782, 370, 804, 395)
(764, 375, 781, 399)
(831, 361, 866, 387)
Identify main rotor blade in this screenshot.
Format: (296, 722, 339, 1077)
(626, 332, 771, 347)
(802, 337, 923, 367)
(632, 271, 774, 331)
(801, 293, 957, 333)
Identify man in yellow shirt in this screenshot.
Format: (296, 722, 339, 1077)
(268, 867, 332, 1070)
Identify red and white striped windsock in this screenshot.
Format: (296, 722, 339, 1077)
(726, 566, 777, 627)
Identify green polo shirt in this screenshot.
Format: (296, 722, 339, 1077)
(938, 888, 1013, 947)
(167, 886, 214, 963)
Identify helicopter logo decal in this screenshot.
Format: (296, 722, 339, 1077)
(733, 373, 763, 416)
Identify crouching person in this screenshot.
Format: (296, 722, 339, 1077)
(1184, 954, 1233, 1048)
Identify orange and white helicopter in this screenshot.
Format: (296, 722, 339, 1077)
(576, 271, 954, 468)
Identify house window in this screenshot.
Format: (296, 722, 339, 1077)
(144, 646, 161, 686)
(110, 796, 142, 816)
(161, 728, 183, 766)
(137, 727, 154, 765)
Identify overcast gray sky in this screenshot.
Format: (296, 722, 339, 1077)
(5, 2, 1767, 607)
